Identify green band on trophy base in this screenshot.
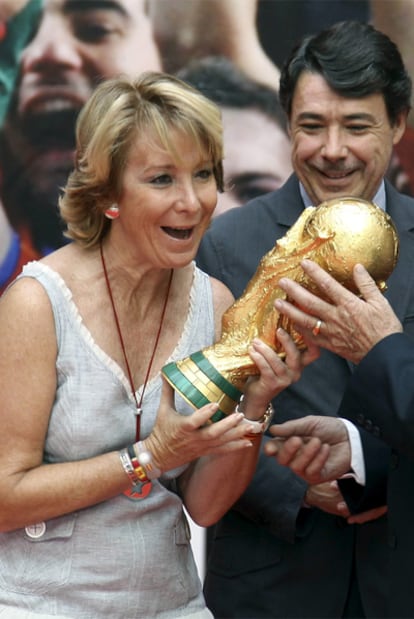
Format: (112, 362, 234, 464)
(190, 351, 242, 401)
(162, 352, 242, 423)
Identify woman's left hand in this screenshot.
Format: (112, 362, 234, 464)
(144, 379, 256, 471)
(146, 331, 318, 472)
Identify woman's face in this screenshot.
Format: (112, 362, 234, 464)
(113, 128, 218, 270)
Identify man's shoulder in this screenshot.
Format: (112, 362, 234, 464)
(386, 180, 414, 210)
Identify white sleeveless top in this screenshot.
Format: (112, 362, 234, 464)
(0, 261, 215, 619)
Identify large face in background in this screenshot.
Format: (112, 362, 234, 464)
(215, 106, 292, 217)
(1, 0, 161, 252)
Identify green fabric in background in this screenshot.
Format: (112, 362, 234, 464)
(0, 0, 42, 125)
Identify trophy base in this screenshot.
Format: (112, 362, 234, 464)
(162, 351, 243, 422)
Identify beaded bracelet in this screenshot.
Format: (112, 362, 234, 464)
(126, 444, 151, 483)
(119, 448, 143, 487)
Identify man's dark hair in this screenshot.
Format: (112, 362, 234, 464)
(279, 20, 412, 125)
(178, 55, 287, 133)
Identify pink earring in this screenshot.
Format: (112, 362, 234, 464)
(104, 204, 119, 220)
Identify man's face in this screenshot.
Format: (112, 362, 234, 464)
(1, 0, 161, 250)
(215, 107, 292, 216)
(289, 72, 407, 206)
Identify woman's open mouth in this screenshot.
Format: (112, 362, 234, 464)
(162, 226, 193, 240)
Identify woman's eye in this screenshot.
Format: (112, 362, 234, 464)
(196, 168, 213, 180)
(151, 174, 172, 186)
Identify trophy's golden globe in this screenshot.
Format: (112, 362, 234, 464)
(162, 197, 399, 422)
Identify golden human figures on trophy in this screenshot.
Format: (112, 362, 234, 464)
(162, 197, 399, 421)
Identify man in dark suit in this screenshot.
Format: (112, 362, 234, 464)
(266, 259, 414, 618)
(196, 20, 414, 618)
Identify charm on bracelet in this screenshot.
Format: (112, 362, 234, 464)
(119, 447, 152, 500)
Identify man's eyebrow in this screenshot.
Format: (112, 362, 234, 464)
(296, 112, 376, 122)
(342, 113, 376, 122)
(296, 112, 324, 122)
(296, 113, 323, 122)
(63, 1, 128, 18)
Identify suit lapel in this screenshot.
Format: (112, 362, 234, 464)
(273, 174, 306, 229)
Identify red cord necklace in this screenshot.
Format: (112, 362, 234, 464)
(100, 242, 173, 498)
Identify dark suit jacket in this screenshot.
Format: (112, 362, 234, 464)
(338, 332, 414, 619)
(196, 175, 414, 618)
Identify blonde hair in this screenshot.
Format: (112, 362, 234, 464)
(59, 71, 224, 247)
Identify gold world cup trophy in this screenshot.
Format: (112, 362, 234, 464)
(162, 197, 399, 422)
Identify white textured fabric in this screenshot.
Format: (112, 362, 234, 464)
(0, 261, 215, 619)
(0, 608, 72, 618)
